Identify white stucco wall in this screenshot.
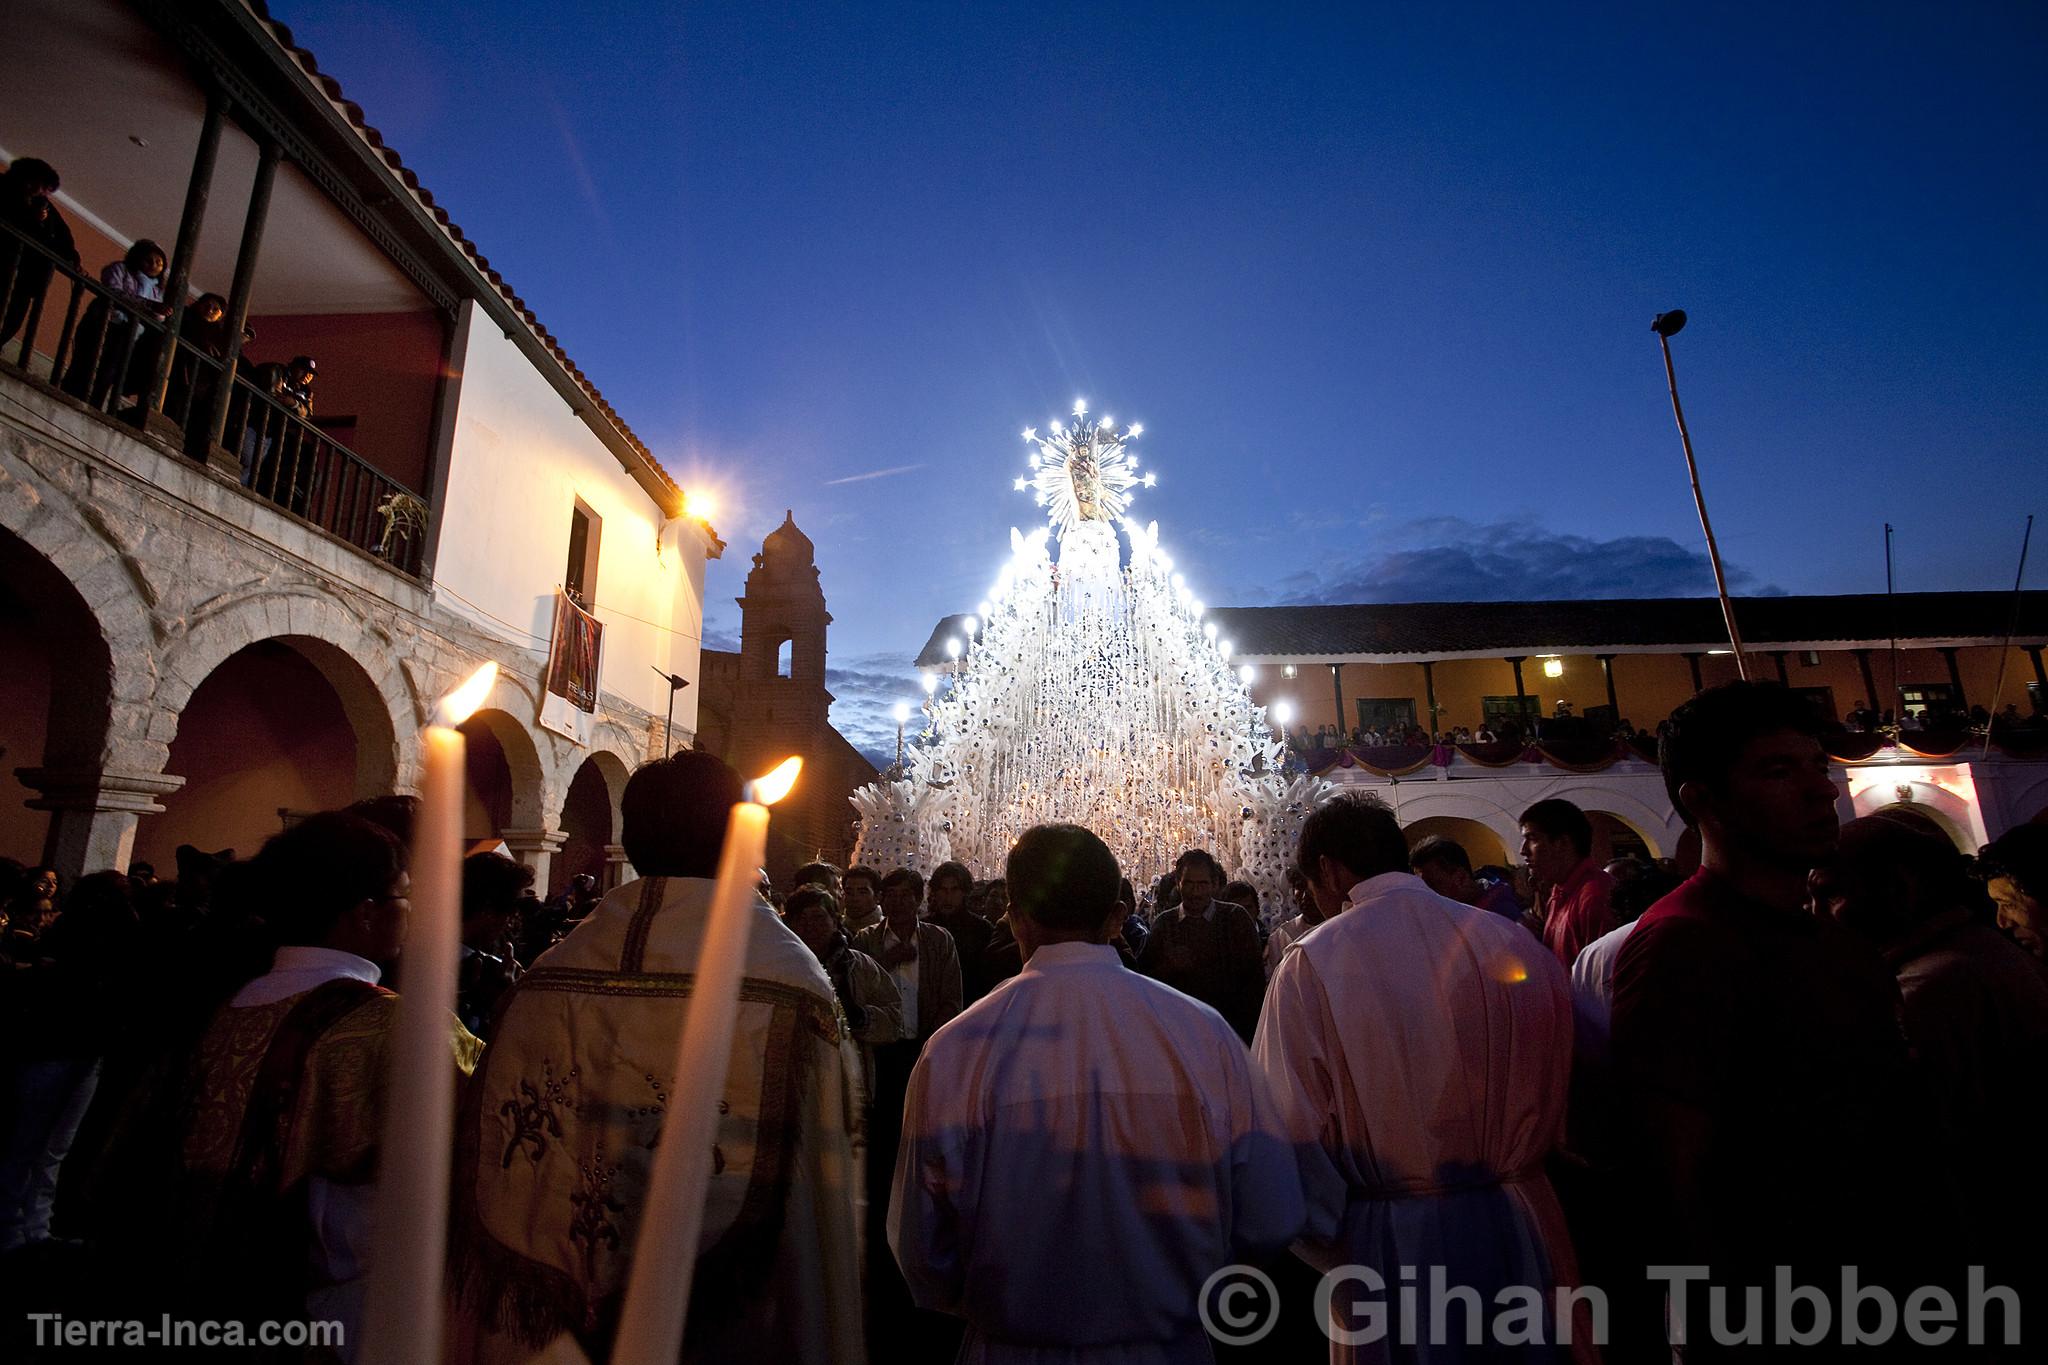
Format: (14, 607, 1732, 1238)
(433, 307, 704, 732)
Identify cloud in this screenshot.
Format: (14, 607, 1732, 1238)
(826, 651, 925, 769)
(1276, 517, 1784, 604)
(822, 463, 926, 487)
(700, 614, 741, 652)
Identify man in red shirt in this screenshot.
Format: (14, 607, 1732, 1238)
(1520, 798, 1615, 966)
(1610, 682, 1957, 1359)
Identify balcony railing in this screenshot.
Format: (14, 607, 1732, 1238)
(1, 222, 429, 577)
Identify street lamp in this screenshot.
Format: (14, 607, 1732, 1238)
(892, 700, 912, 771)
(1652, 309, 1750, 679)
(651, 666, 690, 756)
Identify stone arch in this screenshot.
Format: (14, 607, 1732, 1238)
(0, 521, 164, 875)
(155, 590, 414, 797)
(1539, 783, 1679, 859)
(1403, 815, 1510, 871)
(552, 747, 632, 894)
(0, 466, 162, 776)
(462, 706, 550, 833)
(135, 638, 390, 868)
(1864, 801, 1972, 852)
(1846, 771, 1985, 851)
(1382, 788, 1526, 860)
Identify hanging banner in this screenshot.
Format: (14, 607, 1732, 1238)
(539, 590, 604, 744)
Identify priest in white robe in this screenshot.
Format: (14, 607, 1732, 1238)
(1253, 794, 1592, 1365)
(890, 823, 1305, 1364)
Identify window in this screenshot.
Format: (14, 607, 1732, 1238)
(564, 498, 601, 608)
(1354, 698, 1416, 734)
(1482, 694, 1539, 724)
(776, 638, 793, 679)
(1898, 683, 1956, 720)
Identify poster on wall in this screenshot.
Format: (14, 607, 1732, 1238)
(540, 590, 604, 744)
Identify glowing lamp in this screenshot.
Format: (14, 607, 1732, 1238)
(892, 701, 912, 725)
(1542, 658, 1564, 679)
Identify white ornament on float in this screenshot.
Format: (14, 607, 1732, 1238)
(850, 405, 1330, 912)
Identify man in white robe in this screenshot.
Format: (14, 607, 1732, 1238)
(891, 823, 1304, 1364)
(1253, 793, 1590, 1365)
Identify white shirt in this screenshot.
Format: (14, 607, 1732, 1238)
(230, 944, 381, 1006)
(884, 924, 922, 1038)
(1569, 918, 1642, 1055)
(1253, 872, 1588, 1364)
(891, 940, 1303, 1364)
(1263, 913, 1311, 978)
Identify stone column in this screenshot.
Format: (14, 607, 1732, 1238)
(17, 767, 186, 882)
(603, 843, 634, 890)
(500, 827, 568, 892)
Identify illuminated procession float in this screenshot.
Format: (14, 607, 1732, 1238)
(852, 402, 1329, 907)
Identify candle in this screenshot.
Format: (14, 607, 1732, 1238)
(359, 661, 498, 1365)
(611, 756, 802, 1365)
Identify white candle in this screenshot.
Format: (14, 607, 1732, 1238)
(611, 756, 801, 1365)
(360, 661, 497, 1365)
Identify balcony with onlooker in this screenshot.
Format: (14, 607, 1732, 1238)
(2, 0, 456, 577)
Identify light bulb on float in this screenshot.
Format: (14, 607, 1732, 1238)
(1239, 664, 1256, 685)
(1273, 699, 1296, 729)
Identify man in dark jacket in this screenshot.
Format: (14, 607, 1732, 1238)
(1136, 848, 1264, 1042)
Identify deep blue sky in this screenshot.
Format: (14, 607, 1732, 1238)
(278, 1, 2047, 760)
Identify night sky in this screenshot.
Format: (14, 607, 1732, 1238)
(276, 1, 2047, 762)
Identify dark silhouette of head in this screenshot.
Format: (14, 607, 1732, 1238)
(621, 750, 744, 878)
(1007, 824, 1121, 941)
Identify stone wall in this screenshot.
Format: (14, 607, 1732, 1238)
(0, 374, 668, 884)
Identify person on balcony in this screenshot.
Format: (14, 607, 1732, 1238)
(2, 158, 79, 354)
(59, 238, 168, 409)
(166, 292, 240, 448)
(240, 354, 318, 511)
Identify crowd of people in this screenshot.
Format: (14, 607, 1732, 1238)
(1, 680, 2045, 1361)
(1287, 715, 1657, 755)
(2, 156, 323, 488)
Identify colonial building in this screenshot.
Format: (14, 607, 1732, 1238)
(918, 590, 2048, 869)
(695, 513, 878, 883)
(1, 0, 721, 889)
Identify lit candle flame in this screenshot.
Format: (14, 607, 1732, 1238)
(748, 756, 802, 806)
(433, 661, 499, 729)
